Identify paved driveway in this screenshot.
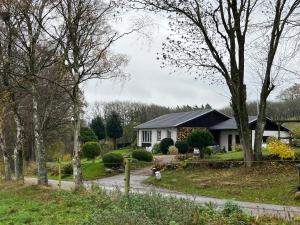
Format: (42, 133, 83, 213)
(24, 155, 300, 220)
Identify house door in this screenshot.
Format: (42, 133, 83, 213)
(228, 135, 232, 151)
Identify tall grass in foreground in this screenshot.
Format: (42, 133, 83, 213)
(0, 183, 297, 225)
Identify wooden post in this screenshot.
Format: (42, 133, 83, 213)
(277, 123, 281, 140)
(58, 157, 62, 190)
(22, 156, 26, 184)
(124, 157, 131, 197)
(0, 161, 2, 181)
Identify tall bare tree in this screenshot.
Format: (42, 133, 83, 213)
(0, 1, 26, 180)
(11, 0, 57, 184)
(53, 0, 130, 187)
(127, 0, 300, 166)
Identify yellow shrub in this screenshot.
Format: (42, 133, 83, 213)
(267, 138, 295, 160)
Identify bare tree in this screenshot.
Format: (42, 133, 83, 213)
(52, 0, 132, 187)
(0, 1, 26, 180)
(10, 0, 57, 185)
(127, 0, 300, 166)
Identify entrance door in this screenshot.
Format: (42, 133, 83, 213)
(228, 135, 232, 151)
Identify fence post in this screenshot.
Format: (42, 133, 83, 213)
(124, 156, 131, 197)
(22, 157, 26, 184)
(58, 157, 62, 190)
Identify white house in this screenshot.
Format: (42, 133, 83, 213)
(135, 109, 290, 151)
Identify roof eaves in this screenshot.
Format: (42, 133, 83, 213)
(174, 109, 215, 127)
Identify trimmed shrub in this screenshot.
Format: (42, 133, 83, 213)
(187, 130, 214, 158)
(47, 162, 73, 176)
(132, 150, 153, 162)
(168, 146, 178, 155)
(80, 127, 98, 143)
(175, 141, 189, 154)
(102, 152, 124, 168)
(82, 142, 101, 160)
(62, 162, 73, 175)
(159, 138, 174, 154)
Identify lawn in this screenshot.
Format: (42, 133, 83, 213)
(48, 148, 148, 181)
(0, 182, 297, 225)
(207, 148, 300, 161)
(145, 163, 300, 206)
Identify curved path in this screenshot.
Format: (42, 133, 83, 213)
(25, 155, 300, 220)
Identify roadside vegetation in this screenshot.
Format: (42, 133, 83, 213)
(0, 182, 298, 225)
(145, 162, 300, 206)
(146, 132, 300, 206)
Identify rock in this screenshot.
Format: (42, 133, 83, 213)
(294, 191, 300, 200)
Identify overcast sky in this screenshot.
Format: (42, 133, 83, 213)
(83, 11, 296, 110)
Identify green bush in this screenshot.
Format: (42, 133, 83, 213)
(222, 201, 243, 217)
(47, 162, 73, 176)
(102, 152, 124, 168)
(80, 127, 98, 143)
(175, 141, 189, 154)
(203, 147, 213, 156)
(187, 130, 214, 158)
(132, 150, 153, 162)
(152, 143, 160, 154)
(62, 162, 73, 175)
(159, 138, 174, 154)
(82, 142, 101, 160)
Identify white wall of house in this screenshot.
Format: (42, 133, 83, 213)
(137, 128, 177, 147)
(251, 130, 290, 148)
(219, 130, 290, 151)
(219, 130, 239, 151)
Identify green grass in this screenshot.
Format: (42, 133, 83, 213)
(145, 163, 300, 206)
(207, 148, 300, 161)
(0, 182, 297, 225)
(49, 148, 148, 181)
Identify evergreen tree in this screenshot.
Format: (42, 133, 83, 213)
(90, 116, 106, 140)
(106, 111, 123, 150)
(80, 127, 98, 143)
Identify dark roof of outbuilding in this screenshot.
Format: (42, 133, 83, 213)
(209, 116, 257, 130)
(135, 109, 215, 129)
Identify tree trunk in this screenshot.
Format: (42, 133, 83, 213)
(0, 123, 12, 181)
(32, 84, 48, 185)
(231, 86, 253, 167)
(253, 102, 266, 161)
(13, 113, 24, 180)
(73, 100, 83, 188)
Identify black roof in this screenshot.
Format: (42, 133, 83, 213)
(210, 116, 290, 131)
(135, 109, 215, 129)
(210, 116, 257, 130)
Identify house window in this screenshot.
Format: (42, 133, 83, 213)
(142, 130, 152, 144)
(167, 129, 172, 138)
(157, 130, 161, 141)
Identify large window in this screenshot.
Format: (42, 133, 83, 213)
(142, 130, 152, 144)
(167, 129, 172, 138)
(157, 130, 161, 141)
